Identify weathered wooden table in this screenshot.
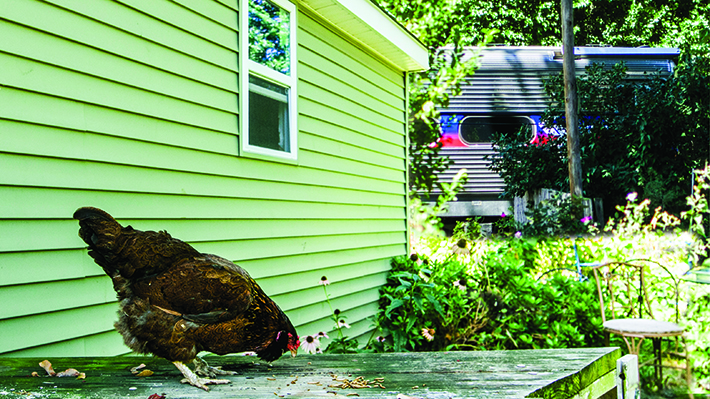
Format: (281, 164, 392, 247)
(0, 347, 620, 399)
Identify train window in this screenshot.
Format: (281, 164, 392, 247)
(459, 116, 536, 144)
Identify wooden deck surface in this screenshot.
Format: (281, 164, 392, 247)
(0, 347, 620, 399)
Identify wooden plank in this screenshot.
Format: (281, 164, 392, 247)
(268, 273, 387, 311)
(299, 59, 403, 121)
(171, 0, 239, 31)
(300, 132, 404, 171)
(45, 0, 238, 68)
(256, 258, 391, 295)
(2, 331, 127, 358)
(0, 154, 404, 208)
(0, 348, 621, 398)
(114, 0, 238, 49)
(238, 244, 404, 279)
(296, 301, 380, 342)
(0, 218, 404, 257)
(0, 304, 118, 353)
(0, 217, 404, 265)
(0, 20, 238, 112)
(616, 354, 640, 399)
(0, 90, 239, 157)
(0, 277, 116, 320)
(299, 147, 405, 184)
(299, 80, 403, 134)
(299, 14, 403, 95)
(0, 250, 103, 287)
(193, 231, 405, 263)
(285, 286, 382, 326)
(0, 186, 406, 221)
(0, 54, 237, 134)
(299, 115, 405, 161)
(569, 370, 615, 399)
(300, 98, 404, 147)
(2, 1, 237, 87)
(0, 127, 405, 197)
(526, 347, 620, 398)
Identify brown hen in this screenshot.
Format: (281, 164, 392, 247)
(73, 207, 299, 390)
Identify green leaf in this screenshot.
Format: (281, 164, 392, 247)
(385, 299, 404, 318)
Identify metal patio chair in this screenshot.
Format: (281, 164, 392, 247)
(591, 261, 693, 396)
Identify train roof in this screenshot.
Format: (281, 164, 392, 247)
(442, 46, 679, 115)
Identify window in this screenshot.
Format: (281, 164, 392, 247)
(459, 116, 536, 145)
(241, 0, 297, 159)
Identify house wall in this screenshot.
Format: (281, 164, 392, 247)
(0, 0, 407, 356)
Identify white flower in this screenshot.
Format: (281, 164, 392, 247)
(316, 331, 329, 339)
(375, 336, 386, 343)
(421, 328, 435, 342)
(319, 276, 330, 286)
(299, 335, 320, 354)
(337, 319, 351, 329)
(453, 279, 467, 292)
(626, 192, 638, 202)
(452, 239, 470, 255)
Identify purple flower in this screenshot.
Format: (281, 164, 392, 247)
(501, 212, 506, 218)
(514, 231, 522, 238)
(580, 216, 593, 224)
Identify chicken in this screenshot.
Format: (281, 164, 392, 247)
(73, 207, 299, 391)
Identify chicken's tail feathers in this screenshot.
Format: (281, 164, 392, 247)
(73, 207, 124, 267)
(73, 206, 118, 225)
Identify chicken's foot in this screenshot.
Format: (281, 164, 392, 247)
(194, 356, 238, 378)
(173, 361, 230, 391)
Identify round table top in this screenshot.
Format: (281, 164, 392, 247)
(603, 318, 684, 337)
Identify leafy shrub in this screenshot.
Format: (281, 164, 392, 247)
(376, 255, 484, 351)
(376, 238, 605, 352)
(452, 217, 483, 241)
(520, 192, 593, 237)
(466, 239, 605, 350)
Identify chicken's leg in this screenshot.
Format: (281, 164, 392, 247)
(193, 356, 238, 378)
(173, 361, 230, 391)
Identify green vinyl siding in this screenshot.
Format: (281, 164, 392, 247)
(0, 0, 408, 356)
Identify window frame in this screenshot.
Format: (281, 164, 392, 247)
(240, 0, 298, 161)
(458, 115, 537, 146)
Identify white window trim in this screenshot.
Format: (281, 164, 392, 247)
(240, 0, 298, 161)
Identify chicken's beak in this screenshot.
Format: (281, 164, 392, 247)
(290, 348, 298, 357)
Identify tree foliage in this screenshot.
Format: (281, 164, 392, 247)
(491, 56, 710, 217)
(377, 0, 709, 198)
(248, 0, 291, 74)
(382, 0, 710, 54)
(376, 1, 496, 196)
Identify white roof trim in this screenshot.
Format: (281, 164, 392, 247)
(298, 0, 429, 71)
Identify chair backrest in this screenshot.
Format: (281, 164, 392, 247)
(591, 261, 680, 323)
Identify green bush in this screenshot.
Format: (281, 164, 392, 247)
(376, 166, 710, 394)
(376, 238, 605, 352)
(468, 240, 605, 350)
(376, 254, 483, 352)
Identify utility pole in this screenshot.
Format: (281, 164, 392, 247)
(561, 0, 583, 198)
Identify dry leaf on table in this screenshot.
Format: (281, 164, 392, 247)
(136, 369, 154, 377)
(38, 360, 56, 376)
(56, 368, 80, 378)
